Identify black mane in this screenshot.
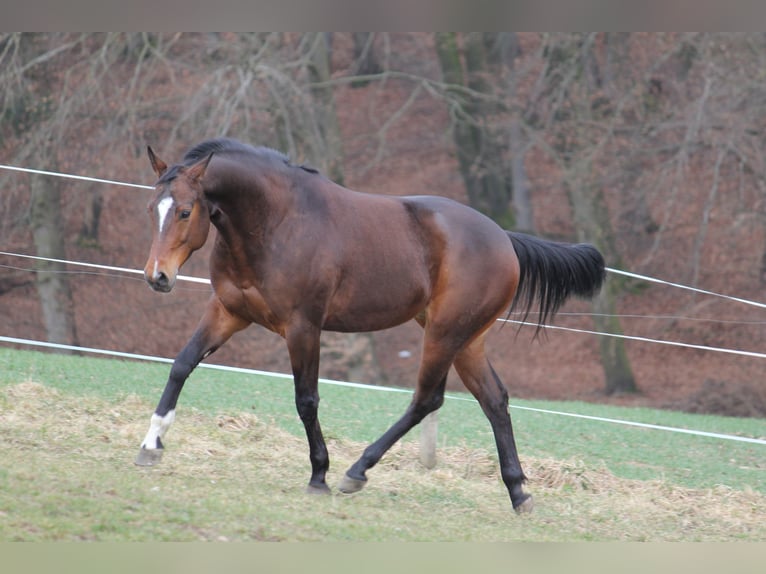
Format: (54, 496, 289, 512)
(183, 138, 291, 164)
(157, 138, 301, 185)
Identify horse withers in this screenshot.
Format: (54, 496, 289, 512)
(135, 138, 605, 514)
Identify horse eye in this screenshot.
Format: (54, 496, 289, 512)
(179, 210, 191, 220)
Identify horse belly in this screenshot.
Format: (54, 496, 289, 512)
(323, 273, 429, 333)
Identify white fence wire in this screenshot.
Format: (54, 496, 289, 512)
(1, 162, 765, 448)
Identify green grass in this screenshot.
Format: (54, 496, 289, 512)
(1, 346, 765, 541)
(1, 347, 763, 493)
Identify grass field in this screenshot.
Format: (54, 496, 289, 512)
(0, 347, 764, 541)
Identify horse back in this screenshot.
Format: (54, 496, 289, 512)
(318, 188, 517, 331)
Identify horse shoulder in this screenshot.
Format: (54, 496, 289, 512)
(208, 253, 286, 336)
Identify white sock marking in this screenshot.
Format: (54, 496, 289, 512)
(140, 409, 176, 449)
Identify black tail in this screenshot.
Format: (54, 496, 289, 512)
(508, 232, 606, 334)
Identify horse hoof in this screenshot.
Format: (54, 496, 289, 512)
(306, 483, 331, 495)
(337, 473, 367, 494)
(513, 494, 534, 515)
(135, 447, 164, 466)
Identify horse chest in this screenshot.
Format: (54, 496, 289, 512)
(216, 281, 285, 335)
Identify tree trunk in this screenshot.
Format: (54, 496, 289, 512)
(29, 166, 79, 350)
(566, 174, 638, 394)
(305, 32, 345, 185)
(494, 32, 535, 233)
(541, 34, 638, 395)
(509, 118, 533, 232)
(592, 276, 636, 395)
(351, 32, 382, 87)
(78, 185, 103, 248)
(434, 32, 513, 226)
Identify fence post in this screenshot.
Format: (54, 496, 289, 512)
(419, 410, 438, 469)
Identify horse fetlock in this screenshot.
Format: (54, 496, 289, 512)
(136, 410, 175, 467)
(306, 482, 331, 495)
(140, 410, 175, 448)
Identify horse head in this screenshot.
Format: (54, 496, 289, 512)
(144, 146, 213, 293)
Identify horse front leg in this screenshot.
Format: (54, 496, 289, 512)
(285, 322, 330, 494)
(135, 296, 247, 466)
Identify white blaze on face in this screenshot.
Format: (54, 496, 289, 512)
(140, 409, 176, 450)
(152, 196, 175, 278)
(157, 196, 175, 234)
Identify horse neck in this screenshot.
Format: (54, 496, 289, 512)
(203, 159, 293, 250)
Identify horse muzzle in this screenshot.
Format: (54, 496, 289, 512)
(145, 268, 175, 293)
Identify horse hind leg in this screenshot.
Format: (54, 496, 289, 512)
(338, 376, 448, 493)
(338, 336, 452, 494)
(453, 339, 533, 514)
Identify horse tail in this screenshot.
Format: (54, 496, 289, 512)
(507, 231, 606, 334)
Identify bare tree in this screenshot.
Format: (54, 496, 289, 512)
(303, 32, 345, 184)
(434, 32, 513, 226)
(350, 32, 382, 87)
(0, 33, 86, 347)
(0, 32, 391, 380)
(29, 167, 79, 348)
(525, 33, 638, 394)
(4, 32, 765, 398)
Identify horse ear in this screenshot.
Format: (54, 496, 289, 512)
(187, 152, 214, 183)
(147, 146, 167, 177)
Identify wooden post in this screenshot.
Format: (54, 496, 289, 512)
(419, 411, 438, 469)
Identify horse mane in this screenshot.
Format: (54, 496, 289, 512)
(156, 138, 318, 185)
(188, 138, 317, 172)
(157, 138, 302, 183)
(183, 138, 289, 164)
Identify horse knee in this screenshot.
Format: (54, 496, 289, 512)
(295, 393, 319, 422)
(169, 358, 194, 383)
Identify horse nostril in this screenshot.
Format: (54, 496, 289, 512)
(146, 270, 171, 292)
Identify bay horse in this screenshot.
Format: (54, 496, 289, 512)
(135, 138, 605, 514)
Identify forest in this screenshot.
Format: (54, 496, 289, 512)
(0, 32, 764, 416)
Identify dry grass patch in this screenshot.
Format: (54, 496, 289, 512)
(0, 381, 763, 541)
